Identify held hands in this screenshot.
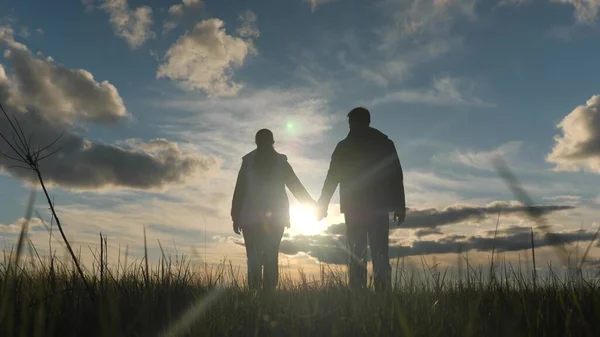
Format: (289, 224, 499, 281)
(315, 198, 328, 221)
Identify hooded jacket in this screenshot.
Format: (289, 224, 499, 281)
(319, 127, 405, 214)
(231, 149, 313, 228)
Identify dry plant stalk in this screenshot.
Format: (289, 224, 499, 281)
(0, 103, 93, 299)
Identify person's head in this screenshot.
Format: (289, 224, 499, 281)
(255, 129, 275, 150)
(347, 107, 371, 130)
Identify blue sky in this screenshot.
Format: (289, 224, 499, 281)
(1, 0, 600, 272)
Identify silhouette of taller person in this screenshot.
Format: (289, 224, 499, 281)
(318, 107, 405, 291)
(231, 129, 315, 292)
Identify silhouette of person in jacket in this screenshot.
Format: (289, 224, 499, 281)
(317, 107, 405, 291)
(231, 129, 315, 292)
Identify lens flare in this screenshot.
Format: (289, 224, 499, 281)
(289, 204, 327, 236)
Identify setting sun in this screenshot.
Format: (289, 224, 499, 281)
(289, 204, 328, 236)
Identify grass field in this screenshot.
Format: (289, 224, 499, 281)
(4, 95, 600, 336)
(1, 242, 599, 337)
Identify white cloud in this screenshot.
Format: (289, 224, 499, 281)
(0, 27, 216, 190)
(236, 10, 259, 38)
(157, 19, 257, 97)
(89, 0, 155, 49)
(547, 95, 600, 173)
(0, 28, 129, 125)
(0, 26, 27, 51)
(0, 218, 44, 234)
(371, 77, 494, 108)
(550, 0, 600, 24)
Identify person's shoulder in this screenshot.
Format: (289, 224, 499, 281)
(336, 136, 350, 148)
(275, 151, 288, 162)
(369, 127, 395, 146)
(334, 135, 356, 156)
(368, 127, 389, 139)
(242, 149, 257, 161)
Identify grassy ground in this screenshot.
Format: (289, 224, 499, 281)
(1, 249, 599, 337)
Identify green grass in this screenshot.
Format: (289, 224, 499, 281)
(1, 245, 599, 337)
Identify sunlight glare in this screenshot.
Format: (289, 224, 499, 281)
(289, 204, 327, 236)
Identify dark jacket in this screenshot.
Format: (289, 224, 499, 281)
(231, 149, 313, 227)
(319, 127, 404, 214)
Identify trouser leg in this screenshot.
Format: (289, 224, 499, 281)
(368, 213, 391, 292)
(262, 223, 285, 292)
(242, 226, 262, 291)
(345, 214, 368, 290)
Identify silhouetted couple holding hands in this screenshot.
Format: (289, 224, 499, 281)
(231, 107, 406, 292)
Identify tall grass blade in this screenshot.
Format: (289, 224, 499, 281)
(492, 156, 569, 264)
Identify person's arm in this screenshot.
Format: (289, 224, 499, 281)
(388, 141, 405, 223)
(284, 162, 314, 204)
(318, 143, 342, 208)
(231, 160, 247, 229)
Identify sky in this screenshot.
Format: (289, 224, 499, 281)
(1, 0, 600, 277)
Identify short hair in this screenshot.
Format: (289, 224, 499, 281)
(347, 107, 371, 126)
(255, 129, 274, 147)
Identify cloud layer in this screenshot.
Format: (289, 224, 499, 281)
(243, 226, 595, 265)
(402, 201, 574, 229)
(0, 217, 44, 234)
(1, 44, 128, 125)
(233, 200, 576, 264)
(0, 28, 216, 190)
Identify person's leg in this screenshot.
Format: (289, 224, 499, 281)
(368, 213, 392, 292)
(242, 226, 262, 291)
(262, 223, 285, 292)
(345, 213, 369, 290)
